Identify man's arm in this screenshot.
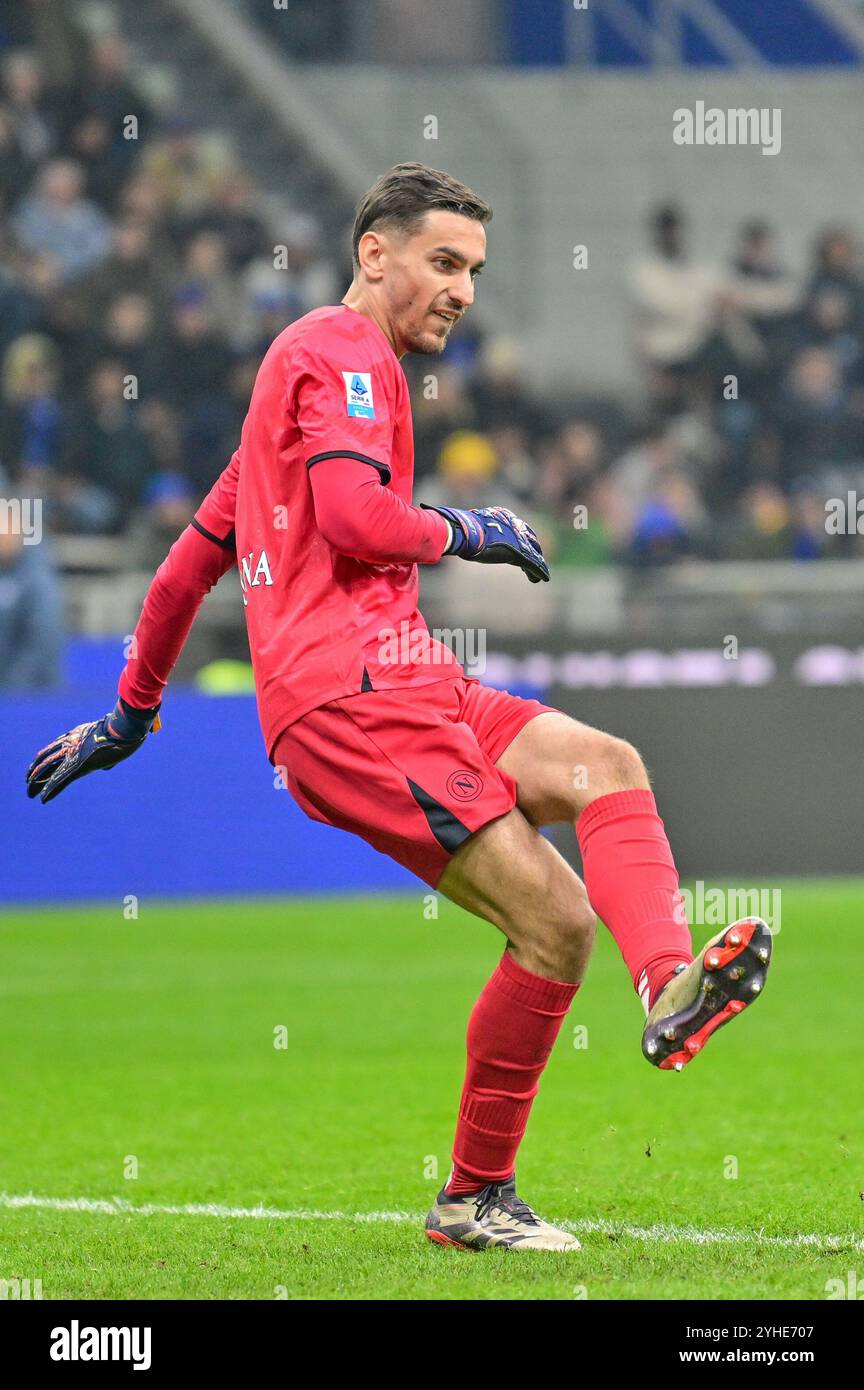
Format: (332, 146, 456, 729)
(309, 455, 450, 563)
(297, 347, 547, 579)
(26, 450, 241, 803)
(116, 522, 237, 709)
(310, 457, 548, 582)
(119, 450, 240, 709)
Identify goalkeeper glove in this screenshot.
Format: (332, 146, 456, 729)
(422, 504, 550, 584)
(25, 696, 161, 804)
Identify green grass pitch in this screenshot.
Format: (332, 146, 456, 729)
(0, 881, 861, 1300)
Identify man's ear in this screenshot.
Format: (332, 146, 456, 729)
(357, 229, 385, 282)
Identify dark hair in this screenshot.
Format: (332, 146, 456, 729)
(351, 162, 492, 268)
(740, 219, 771, 245)
(652, 204, 683, 232)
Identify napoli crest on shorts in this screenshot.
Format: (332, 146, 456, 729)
(446, 770, 484, 802)
(343, 370, 375, 418)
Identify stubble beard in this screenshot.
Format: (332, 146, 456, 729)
(403, 317, 450, 356)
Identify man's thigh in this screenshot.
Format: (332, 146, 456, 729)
(497, 708, 650, 825)
(458, 680, 648, 826)
(271, 681, 519, 889)
(458, 681, 581, 825)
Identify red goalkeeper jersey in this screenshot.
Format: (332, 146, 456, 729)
(121, 304, 459, 757)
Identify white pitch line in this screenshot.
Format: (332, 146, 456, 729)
(0, 1193, 414, 1223)
(1, 1192, 861, 1252)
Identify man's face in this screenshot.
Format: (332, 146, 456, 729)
(370, 210, 486, 356)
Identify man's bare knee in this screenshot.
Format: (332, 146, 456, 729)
(613, 739, 652, 795)
(504, 871, 596, 982)
(438, 810, 596, 982)
(601, 734, 650, 792)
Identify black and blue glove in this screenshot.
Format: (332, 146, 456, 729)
(26, 697, 161, 804)
(423, 504, 550, 583)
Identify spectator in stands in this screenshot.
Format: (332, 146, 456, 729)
(137, 115, 229, 220)
(63, 110, 129, 214)
(117, 170, 172, 233)
(626, 469, 707, 568)
(772, 347, 856, 486)
(58, 33, 151, 174)
(794, 287, 862, 386)
(12, 158, 111, 282)
(0, 102, 30, 214)
(788, 478, 850, 562)
(535, 422, 617, 568)
(134, 398, 186, 503)
(411, 363, 479, 479)
(608, 421, 681, 537)
(728, 222, 800, 340)
(806, 227, 863, 329)
(159, 290, 237, 495)
(131, 470, 196, 566)
(91, 292, 167, 401)
(0, 518, 63, 690)
(0, 239, 47, 357)
(182, 170, 268, 272)
(486, 423, 537, 504)
(473, 336, 543, 436)
(628, 204, 725, 412)
(177, 230, 244, 344)
(279, 211, 340, 311)
(161, 287, 233, 411)
(723, 482, 794, 561)
(1, 50, 56, 164)
(538, 419, 602, 510)
(723, 220, 800, 384)
(32, 280, 95, 397)
(422, 430, 512, 512)
(0, 333, 65, 496)
(239, 281, 301, 359)
(708, 223, 800, 502)
(58, 359, 154, 533)
(75, 218, 173, 318)
(240, 212, 338, 340)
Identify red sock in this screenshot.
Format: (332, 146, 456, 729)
(446, 951, 579, 1195)
(576, 788, 693, 1010)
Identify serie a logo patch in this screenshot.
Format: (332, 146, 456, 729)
(343, 370, 374, 419)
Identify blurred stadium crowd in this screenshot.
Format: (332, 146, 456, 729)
(411, 205, 864, 569)
(1, 2, 863, 616)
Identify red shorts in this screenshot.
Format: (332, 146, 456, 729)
(270, 677, 554, 888)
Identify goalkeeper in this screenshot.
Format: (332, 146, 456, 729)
(26, 162, 772, 1253)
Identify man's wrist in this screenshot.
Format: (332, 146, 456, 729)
(118, 696, 161, 720)
(112, 697, 162, 739)
(420, 503, 459, 556)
